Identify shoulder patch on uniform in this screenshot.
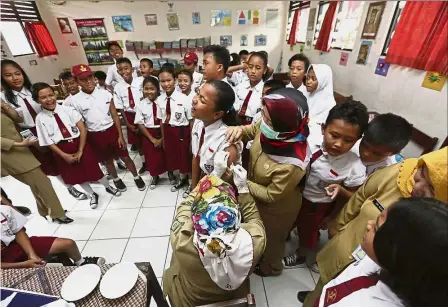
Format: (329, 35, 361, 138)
(171, 219, 185, 234)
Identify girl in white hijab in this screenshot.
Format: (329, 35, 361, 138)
(305, 64, 336, 124)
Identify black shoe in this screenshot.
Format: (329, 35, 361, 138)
(116, 159, 127, 170)
(297, 291, 310, 303)
(138, 162, 147, 175)
(53, 216, 74, 224)
(130, 144, 138, 152)
(113, 179, 127, 192)
(15, 206, 32, 216)
(105, 186, 122, 196)
(90, 193, 99, 209)
(67, 187, 88, 200)
(182, 185, 192, 198)
(81, 256, 106, 266)
(134, 176, 146, 191)
(171, 178, 187, 192)
(150, 176, 159, 190)
(168, 172, 176, 185)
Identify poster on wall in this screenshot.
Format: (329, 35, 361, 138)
(356, 40, 372, 65)
(339, 52, 349, 66)
(192, 12, 200, 25)
(361, 1, 386, 39)
(240, 34, 248, 46)
(167, 13, 180, 30)
(254, 35, 267, 46)
(145, 14, 157, 26)
(220, 35, 232, 47)
(112, 15, 134, 32)
(210, 10, 232, 27)
(237, 10, 261, 25)
(57, 17, 72, 33)
(421, 72, 447, 92)
(74, 18, 113, 66)
(374, 58, 391, 77)
(265, 9, 278, 28)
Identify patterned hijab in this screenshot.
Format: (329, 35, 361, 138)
(191, 175, 253, 291)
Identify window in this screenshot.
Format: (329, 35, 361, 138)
(286, 1, 311, 44)
(313, 1, 365, 50)
(382, 1, 406, 55)
(0, 1, 42, 56)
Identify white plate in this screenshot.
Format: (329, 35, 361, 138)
(61, 264, 102, 302)
(100, 262, 139, 299)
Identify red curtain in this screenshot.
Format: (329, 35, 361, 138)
(288, 9, 300, 46)
(385, 2, 448, 75)
(24, 22, 58, 57)
(314, 1, 338, 52)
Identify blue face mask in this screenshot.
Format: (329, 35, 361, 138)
(260, 119, 280, 140)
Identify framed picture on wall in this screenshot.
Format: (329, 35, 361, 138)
(57, 17, 72, 33)
(361, 1, 386, 39)
(240, 34, 248, 46)
(254, 35, 267, 46)
(220, 35, 232, 47)
(145, 14, 157, 26)
(112, 15, 134, 32)
(167, 13, 180, 31)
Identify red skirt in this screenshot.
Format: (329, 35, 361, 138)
(1, 236, 56, 262)
(55, 138, 104, 185)
(164, 125, 192, 174)
(124, 111, 141, 145)
(296, 197, 334, 249)
(142, 128, 166, 176)
(87, 126, 130, 162)
(29, 127, 59, 177)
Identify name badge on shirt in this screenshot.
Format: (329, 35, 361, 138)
(372, 199, 385, 212)
(204, 164, 214, 174)
(175, 112, 182, 121)
(351, 245, 366, 262)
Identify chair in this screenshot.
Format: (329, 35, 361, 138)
(144, 262, 170, 307)
(197, 294, 256, 307)
(411, 126, 439, 155)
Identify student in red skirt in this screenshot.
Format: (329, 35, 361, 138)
(33, 83, 122, 208)
(157, 66, 193, 192)
(0, 60, 86, 200)
(135, 77, 167, 189)
(1, 201, 105, 268)
(69, 64, 146, 192)
(114, 58, 146, 175)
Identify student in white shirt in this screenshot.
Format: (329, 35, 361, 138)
(105, 41, 139, 88)
(94, 70, 109, 92)
(135, 77, 167, 189)
(182, 52, 203, 92)
(114, 58, 146, 174)
(157, 66, 193, 192)
(191, 80, 243, 195)
(33, 83, 121, 209)
(1, 60, 86, 201)
(284, 101, 369, 272)
(227, 50, 250, 87)
(286, 53, 311, 99)
(251, 79, 287, 124)
(311, 197, 448, 307)
(60, 71, 80, 108)
(177, 69, 195, 101)
(70, 64, 146, 193)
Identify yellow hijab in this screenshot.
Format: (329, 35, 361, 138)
(397, 147, 448, 202)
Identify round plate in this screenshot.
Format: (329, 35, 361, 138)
(61, 264, 102, 302)
(100, 262, 139, 299)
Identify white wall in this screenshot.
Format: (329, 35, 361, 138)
(282, 1, 447, 155)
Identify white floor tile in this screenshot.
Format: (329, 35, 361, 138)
(310, 270, 320, 285)
(250, 275, 268, 307)
(24, 214, 60, 237)
(71, 187, 113, 211)
(53, 210, 103, 241)
(142, 185, 179, 208)
(82, 239, 128, 263)
(107, 186, 147, 209)
(75, 240, 87, 252)
(131, 207, 175, 237)
(90, 209, 139, 240)
(164, 243, 173, 270)
(121, 237, 169, 278)
(264, 268, 315, 307)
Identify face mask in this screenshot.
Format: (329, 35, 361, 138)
(260, 119, 280, 140)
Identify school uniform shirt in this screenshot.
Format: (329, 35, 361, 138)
(303, 130, 366, 203)
(70, 88, 114, 132)
(35, 105, 82, 146)
(229, 70, 249, 87)
(62, 93, 76, 108)
(191, 119, 243, 175)
(134, 98, 160, 128)
(113, 78, 143, 113)
(351, 140, 399, 176)
(1, 205, 27, 246)
(1, 89, 41, 129)
(317, 253, 403, 307)
(156, 90, 192, 126)
(96, 84, 108, 91)
(192, 71, 203, 92)
(235, 80, 264, 120)
(105, 59, 139, 87)
(286, 82, 309, 100)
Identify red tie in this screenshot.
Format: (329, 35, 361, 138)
(238, 90, 253, 117)
(23, 98, 37, 121)
(314, 275, 379, 307)
(54, 112, 72, 139)
(165, 97, 171, 124)
(128, 87, 135, 109)
(311, 149, 323, 165)
(152, 101, 160, 125)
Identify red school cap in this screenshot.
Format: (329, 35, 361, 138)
(183, 52, 198, 64)
(72, 64, 93, 78)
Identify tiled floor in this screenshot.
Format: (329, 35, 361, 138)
(1, 149, 326, 306)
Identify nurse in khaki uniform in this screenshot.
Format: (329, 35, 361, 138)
(226, 88, 310, 276)
(163, 169, 266, 307)
(301, 147, 448, 306)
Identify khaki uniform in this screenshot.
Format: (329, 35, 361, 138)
(1, 111, 65, 218)
(243, 123, 306, 275)
(304, 163, 404, 307)
(163, 193, 266, 307)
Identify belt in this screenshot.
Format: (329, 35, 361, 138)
(92, 125, 114, 133)
(59, 137, 79, 144)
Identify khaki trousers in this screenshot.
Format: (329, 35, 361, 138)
(13, 167, 65, 218)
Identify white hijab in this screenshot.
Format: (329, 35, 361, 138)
(306, 64, 336, 124)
